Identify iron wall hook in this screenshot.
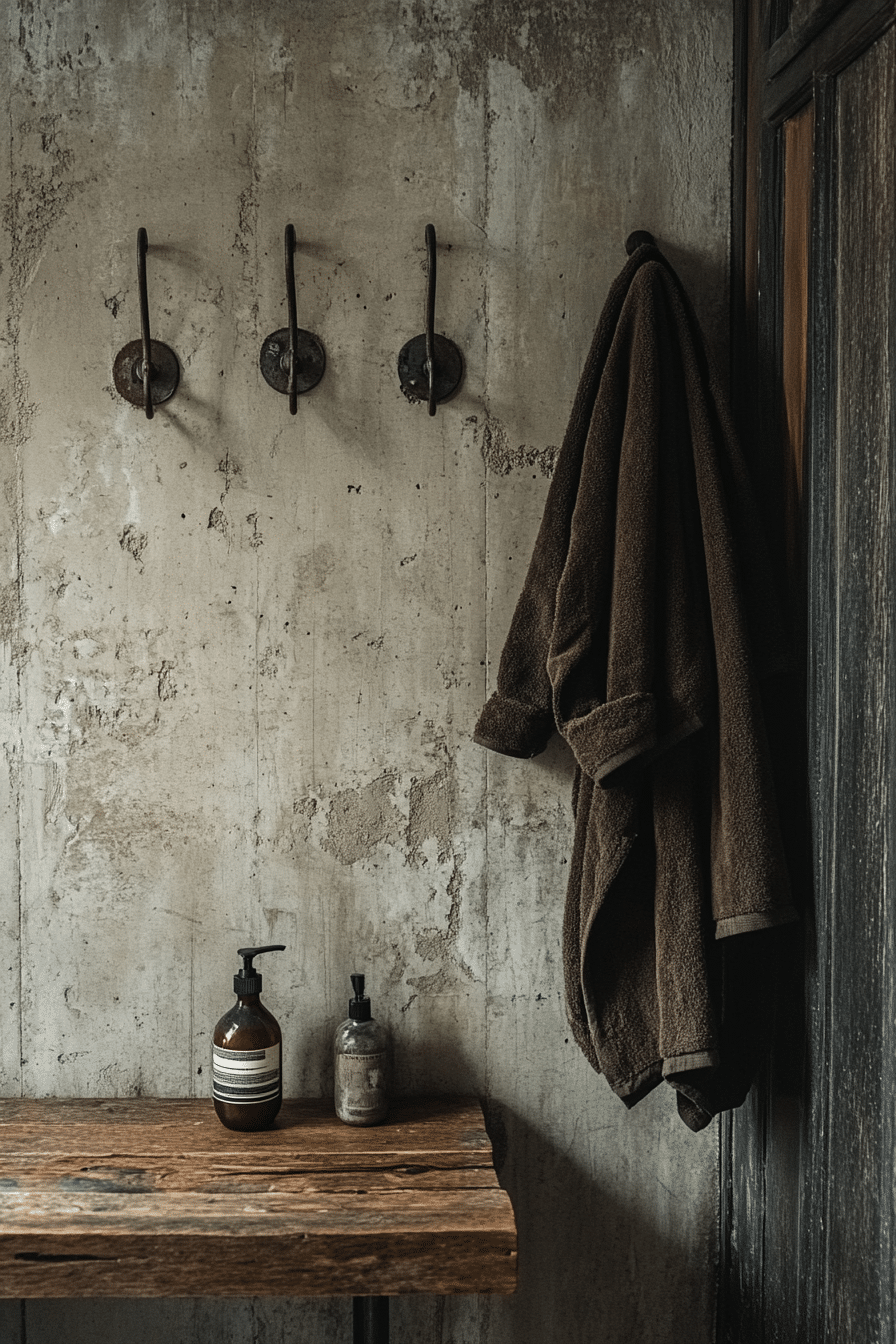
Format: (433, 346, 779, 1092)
(398, 224, 463, 416)
(625, 230, 656, 255)
(260, 224, 326, 413)
(112, 228, 180, 419)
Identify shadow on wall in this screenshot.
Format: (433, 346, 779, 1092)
(462, 1101, 716, 1344)
(660, 243, 732, 392)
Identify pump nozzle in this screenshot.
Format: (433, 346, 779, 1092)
(234, 944, 285, 997)
(348, 971, 371, 1021)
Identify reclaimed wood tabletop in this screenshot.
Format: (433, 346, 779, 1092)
(0, 1096, 517, 1299)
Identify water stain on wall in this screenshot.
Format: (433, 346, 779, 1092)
(293, 542, 337, 599)
(404, 0, 674, 118)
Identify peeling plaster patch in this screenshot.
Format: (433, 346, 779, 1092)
(104, 291, 125, 318)
(437, 656, 462, 690)
(420, 718, 451, 766)
(414, 864, 461, 962)
(259, 645, 283, 678)
(480, 415, 558, 477)
(206, 455, 244, 544)
(156, 661, 176, 701)
(43, 670, 165, 757)
(3, 109, 83, 506)
(407, 763, 454, 867)
(322, 772, 403, 866)
(216, 455, 242, 493)
(72, 637, 101, 661)
(246, 511, 263, 548)
(19, 12, 104, 82)
(43, 760, 66, 829)
(295, 796, 319, 821)
(408, 862, 474, 991)
(6, 114, 83, 289)
(0, 581, 20, 643)
(233, 130, 260, 258)
(38, 501, 71, 535)
(274, 793, 323, 855)
(119, 523, 147, 569)
(0, 392, 14, 449)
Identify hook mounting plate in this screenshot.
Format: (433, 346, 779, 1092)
(112, 339, 180, 408)
(260, 327, 326, 397)
(398, 333, 463, 407)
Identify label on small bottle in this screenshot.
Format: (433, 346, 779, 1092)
(213, 1043, 280, 1105)
(335, 1050, 388, 1124)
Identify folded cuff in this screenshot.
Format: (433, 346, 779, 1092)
(715, 905, 799, 938)
(473, 692, 555, 759)
(662, 1049, 720, 1076)
(562, 692, 657, 785)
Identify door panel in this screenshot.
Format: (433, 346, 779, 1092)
(825, 32, 895, 1339)
(724, 6, 896, 1340)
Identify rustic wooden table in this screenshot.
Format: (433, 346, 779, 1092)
(0, 1095, 517, 1343)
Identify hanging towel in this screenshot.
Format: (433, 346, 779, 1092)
(474, 244, 797, 1130)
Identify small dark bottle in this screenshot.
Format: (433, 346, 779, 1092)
(213, 944, 285, 1132)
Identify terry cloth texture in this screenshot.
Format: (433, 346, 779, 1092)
(474, 244, 798, 1131)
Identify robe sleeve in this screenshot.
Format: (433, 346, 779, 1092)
(473, 247, 658, 760)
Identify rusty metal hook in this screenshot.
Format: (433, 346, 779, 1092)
(112, 229, 180, 418)
(397, 223, 463, 416)
(260, 224, 326, 412)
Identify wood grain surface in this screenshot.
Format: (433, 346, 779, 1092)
(0, 1097, 517, 1299)
(723, 7, 896, 1341)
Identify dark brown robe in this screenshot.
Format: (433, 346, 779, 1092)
(474, 245, 797, 1130)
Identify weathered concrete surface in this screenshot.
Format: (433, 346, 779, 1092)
(0, 1, 729, 1339)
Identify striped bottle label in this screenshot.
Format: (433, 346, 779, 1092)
(212, 1042, 281, 1105)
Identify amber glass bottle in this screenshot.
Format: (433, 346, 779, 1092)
(213, 944, 285, 1132)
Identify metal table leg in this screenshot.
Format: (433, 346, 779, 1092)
(353, 1295, 389, 1344)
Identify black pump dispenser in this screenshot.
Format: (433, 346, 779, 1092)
(213, 943, 286, 1132)
(349, 972, 372, 1021)
(235, 944, 285, 997)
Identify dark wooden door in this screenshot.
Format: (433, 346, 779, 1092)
(723, 2, 896, 1340)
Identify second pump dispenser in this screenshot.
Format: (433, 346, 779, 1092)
(334, 973, 390, 1126)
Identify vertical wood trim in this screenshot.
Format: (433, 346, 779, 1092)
(743, 0, 765, 410)
(824, 33, 895, 1336)
(802, 72, 837, 1341)
(781, 102, 815, 590)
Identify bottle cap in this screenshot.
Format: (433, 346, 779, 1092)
(234, 944, 285, 997)
(348, 972, 371, 1022)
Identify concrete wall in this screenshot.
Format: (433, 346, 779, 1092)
(0, 2, 730, 1340)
